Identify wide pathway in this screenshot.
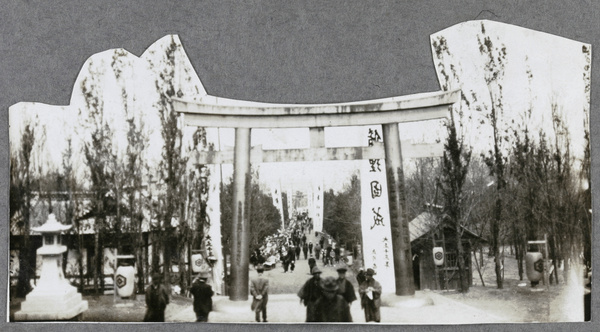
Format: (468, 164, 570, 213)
(168, 230, 508, 324)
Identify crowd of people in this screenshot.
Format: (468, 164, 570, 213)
(143, 214, 381, 323)
(297, 265, 382, 322)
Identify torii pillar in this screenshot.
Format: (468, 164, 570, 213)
(174, 89, 460, 299)
(383, 123, 413, 295)
(230, 127, 251, 300)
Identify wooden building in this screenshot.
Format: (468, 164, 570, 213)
(409, 212, 486, 291)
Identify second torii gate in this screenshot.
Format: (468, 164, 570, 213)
(173, 89, 460, 300)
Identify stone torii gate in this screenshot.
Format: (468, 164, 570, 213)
(173, 89, 460, 300)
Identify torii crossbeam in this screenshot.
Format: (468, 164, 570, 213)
(173, 89, 460, 300)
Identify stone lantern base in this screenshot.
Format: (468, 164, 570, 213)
(14, 284, 88, 321)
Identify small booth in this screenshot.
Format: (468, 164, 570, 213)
(409, 212, 486, 291)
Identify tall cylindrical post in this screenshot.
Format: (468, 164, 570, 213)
(382, 123, 415, 296)
(230, 127, 252, 300)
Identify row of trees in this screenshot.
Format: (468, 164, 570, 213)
(407, 22, 593, 292)
(322, 174, 361, 248)
(10, 37, 213, 296)
(219, 174, 283, 262)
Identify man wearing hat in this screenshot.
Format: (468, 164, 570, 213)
(297, 266, 324, 322)
(250, 264, 269, 322)
(144, 272, 170, 322)
(314, 276, 352, 322)
(189, 271, 214, 322)
(336, 264, 357, 307)
(358, 268, 382, 322)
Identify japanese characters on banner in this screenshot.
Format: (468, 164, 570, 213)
(360, 126, 396, 292)
(271, 183, 285, 229)
(311, 179, 324, 233)
(205, 128, 224, 294)
(287, 188, 293, 225)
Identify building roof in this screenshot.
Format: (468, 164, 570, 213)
(409, 211, 485, 243)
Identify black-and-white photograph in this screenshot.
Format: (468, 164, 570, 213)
(3, 1, 597, 328)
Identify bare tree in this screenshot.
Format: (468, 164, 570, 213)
(477, 22, 508, 289)
(11, 122, 36, 297)
(80, 60, 114, 295)
(580, 44, 592, 273)
(432, 35, 474, 293)
(152, 37, 188, 286)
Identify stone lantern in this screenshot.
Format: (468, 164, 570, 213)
(15, 214, 88, 321)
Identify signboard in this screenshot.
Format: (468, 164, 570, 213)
(205, 128, 224, 294)
(271, 183, 285, 229)
(360, 126, 395, 292)
(312, 179, 324, 233)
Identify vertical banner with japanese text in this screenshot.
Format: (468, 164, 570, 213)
(287, 188, 293, 227)
(360, 126, 396, 292)
(271, 183, 285, 229)
(205, 129, 224, 294)
(312, 179, 324, 233)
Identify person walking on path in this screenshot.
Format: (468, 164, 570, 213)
(356, 267, 366, 285)
(281, 249, 288, 273)
(314, 243, 321, 260)
(336, 264, 357, 308)
(144, 273, 170, 322)
(250, 264, 269, 323)
(295, 245, 301, 261)
(308, 255, 316, 275)
(314, 276, 352, 322)
(287, 248, 296, 272)
(334, 246, 341, 264)
(325, 246, 332, 266)
(359, 268, 382, 323)
(298, 266, 324, 322)
(302, 243, 309, 260)
(189, 271, 214, 322)
(308, 242, 314, 256)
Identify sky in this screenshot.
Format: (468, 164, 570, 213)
(431, 20, 590, 162)
(9, 20, 591, 195)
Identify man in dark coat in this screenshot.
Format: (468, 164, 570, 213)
(144, 272, 170, 322)
(250, 264, 269, 322)
(314, 276, 352, 322)
(189, 272, 214, 322)
(308, 255, 316, 275)
(356, 267, 366, 285)
(302, 243, 309, 260)
(287, 247, 296, 272)
(295, 245, 301, 261)
(297, 266, 323, 322)
(281, 248, 290, 273)
(336, 264, 357, 307)
(308, 242, 314, 256)
(359, 268, 382, 323)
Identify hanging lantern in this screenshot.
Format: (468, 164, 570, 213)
(525, 252, 544, 282)
(433, 247, 444, 266)
(191, 253, 204, 273)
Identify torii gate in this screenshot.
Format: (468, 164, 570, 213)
(173, 89, 460, 300)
